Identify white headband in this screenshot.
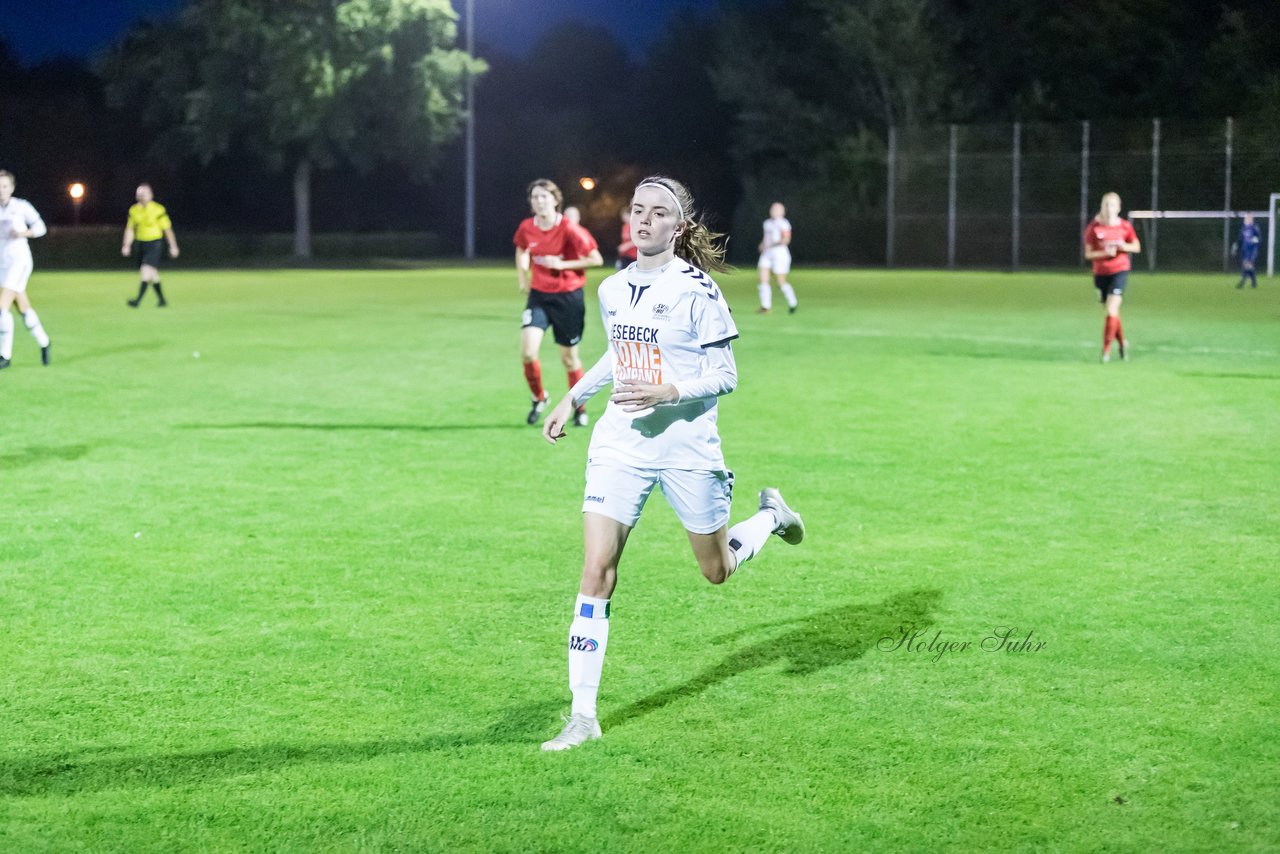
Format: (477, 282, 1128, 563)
(636, 181, 685, 222)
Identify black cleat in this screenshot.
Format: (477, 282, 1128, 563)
(41, 344, 50, 366)
(157, 300, 168, 308)
(127, 299, 140, 308)
(526, 393, 548, 425)
(788, 305, 797, 314)
(0, 356, 10, 370)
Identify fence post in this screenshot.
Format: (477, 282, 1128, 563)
(886, 125, 896, 267)
(1150, 117, 1160, 271)
(1011, 121, 1021, 271)
(1223, 116, 1233, 272)
(1079, 120, 1090, 264)
(947, 124, 957, 269)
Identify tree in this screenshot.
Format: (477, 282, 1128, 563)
(105, 0, 484, 257)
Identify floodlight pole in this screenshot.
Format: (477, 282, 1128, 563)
(1079, 121, 1090, 264)
(1011, 121, 1021, 271)
(1149, 118, 1160, 271)
(1222, 117, 1233, 273)
(464, 0, 476, 260)
(947, 124, 957, 269)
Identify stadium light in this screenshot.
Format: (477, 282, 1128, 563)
(68, 182, 86, 226)
(579, 177, 597, 191)
(464, 0, 475, 260)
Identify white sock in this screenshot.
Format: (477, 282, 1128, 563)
(727, 509, 778, 568)
(23, 310, 49, 348)
(568, 593, 610, 719)
(757, 282, 772, 310)
(780, 282, 797, 309)
(0, 310, 13, 359)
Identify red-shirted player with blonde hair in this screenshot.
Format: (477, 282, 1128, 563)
(514, 179, 604, 426)
(1083, 192, 1141, 362)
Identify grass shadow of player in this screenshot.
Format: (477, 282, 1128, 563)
(182, 422, 528, 433)
(0, 443, 91, 470)
(55, 340, 166, 365)
(605, 588, 942, 730)
(0, 699, 562, 798)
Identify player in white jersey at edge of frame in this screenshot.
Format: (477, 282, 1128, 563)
(0, 170, 53, 370)
(756, 201, 798, 314)
(538, 176, 808, 751)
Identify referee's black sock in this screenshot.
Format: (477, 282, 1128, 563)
(130, 281, 150, 305)
(153, 281, 167, 306)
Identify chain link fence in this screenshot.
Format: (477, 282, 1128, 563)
(768, 116, 1279, 271)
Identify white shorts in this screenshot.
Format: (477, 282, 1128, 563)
(0, 254, 33, 294)
(757, 247, 791, 275)
(583, 460, 734, 534)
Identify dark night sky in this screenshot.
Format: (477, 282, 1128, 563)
(0, 0, 720, 64)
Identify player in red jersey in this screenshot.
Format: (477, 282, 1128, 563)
(615, 205, 636, 270)
(1083, 192, 1141, 362)
(514, 179, 604, 426)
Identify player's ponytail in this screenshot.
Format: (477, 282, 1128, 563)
(637, 175, 732, 273)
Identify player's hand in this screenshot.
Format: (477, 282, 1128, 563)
(170, 246, 180, 259)
(518, 280, 529, 293)
(533, 255, 566, 270)
(542, 397, 574, 445)
(611, 382, 678, 412)
(1105, 245, 1118, 257)
(121, 246, 131, 257)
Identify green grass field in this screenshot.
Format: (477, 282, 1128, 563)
(2, 265, 1277, 852)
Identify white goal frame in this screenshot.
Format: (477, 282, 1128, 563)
(1129, 192, 1279, 276)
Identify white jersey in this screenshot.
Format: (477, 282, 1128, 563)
(583, 259, 739, 469)
(762, 216, 791, 251)
(0, 197, 47, 262)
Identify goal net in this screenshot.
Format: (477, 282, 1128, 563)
(1128, 192, 1278, 275)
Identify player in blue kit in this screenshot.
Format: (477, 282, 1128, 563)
(536, 176, 808, 751)
(1233, 214, 1261, 289)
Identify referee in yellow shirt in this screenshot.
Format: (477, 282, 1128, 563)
(122, 183, 179, 307)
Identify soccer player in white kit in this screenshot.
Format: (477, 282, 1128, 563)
(0, 171, 52, 369)
(757, 202, 798, 314)
(538, 176, 807, 751)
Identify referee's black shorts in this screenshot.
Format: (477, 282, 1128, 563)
(523, 288, 585, 347)
(134, 239, 165, 268)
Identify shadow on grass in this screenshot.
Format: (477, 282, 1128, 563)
(54, 340, 166, 365)
(1178, 370, 1280, 381)
(181, 422, 528, 433)
(605, 588, 942, 729)
(924, 349, 1074, 363)
(0, 443, 91, 469)
(0, 700, 564, 798)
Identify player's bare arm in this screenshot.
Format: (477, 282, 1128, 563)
(542, 393, 576, 444)
(122, 223, 134, 256)
(533, 248, 604, 271)
(515, 248, 531, 291)
(611, 382, 679, 412)
(165, 227, 180, 258)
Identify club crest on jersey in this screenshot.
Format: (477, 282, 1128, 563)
(627, 283, 650, 308)
(569, 635, 599, 652)
(651, 303, 670, 319)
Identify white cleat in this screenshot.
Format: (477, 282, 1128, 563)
(541, 713, 602, 751)
(759, 487, 805, 545)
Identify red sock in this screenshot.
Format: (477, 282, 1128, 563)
(1102, 316, 1117, 352)
(567, 368, 585, 410)
(1113, 317, 1125, 345)
(523, 361, 544, 399)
